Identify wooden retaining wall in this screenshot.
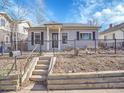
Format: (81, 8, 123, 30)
(47, 71, 124, 90)
(0, 74, 19, 91)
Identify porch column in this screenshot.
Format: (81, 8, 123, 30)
(47, 27, 49, 51)
(58, 27, 61, 50)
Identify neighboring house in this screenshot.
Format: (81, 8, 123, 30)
(0, 12, 30, 52)
(11, 20, 30, 42)
(28, 22, 99, 51)
(0, 12, 12, 44)
(100, 23, 124, 40)
(0, 12, 13, 52)
(99, 23, 124, 48)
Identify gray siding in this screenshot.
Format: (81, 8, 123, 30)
(28, 29, 98, 51)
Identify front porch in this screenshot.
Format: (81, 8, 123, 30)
(45, 24, 62, 51)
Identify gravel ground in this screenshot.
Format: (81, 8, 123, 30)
(53, 54, 124, 73)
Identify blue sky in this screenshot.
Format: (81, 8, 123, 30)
(1, 0, 124, 30)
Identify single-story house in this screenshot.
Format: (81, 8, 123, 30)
(28, 22, 99, 51)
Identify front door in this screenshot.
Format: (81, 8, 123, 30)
(52, 33, 58, 48)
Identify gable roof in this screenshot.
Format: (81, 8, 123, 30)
(17, 20, 31, 27)
(100, 23, 124, 35)
(0, 12, 13, 22)
(29, 22, 100, 31)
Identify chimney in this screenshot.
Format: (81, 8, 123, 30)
(109, 24, 113, 28)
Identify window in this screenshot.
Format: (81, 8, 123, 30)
(1, 19, 5, 26)
(104, 36, 106, 40)
(62, 33, 68, 44)
(113, 33, 115, 39)
(80, 33, 91, 40)
(5, 36, 9, 43)
(35, 33, 40, 44)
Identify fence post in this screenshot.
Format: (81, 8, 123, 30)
(14, 56, 17, 70)
(95, 39, 96, 53)
(1, 41, 3, 56)
(74, 39, 76, 55)
(115, 39, 117, 54)
(14, 41, 16, 51)
(40, 40, 42, 55)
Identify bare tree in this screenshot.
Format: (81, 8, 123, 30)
(34, 0, 50, 24)
(0, 0, 12, 10)
(6, 0, 30, 20)
(4, 0, 31, 50)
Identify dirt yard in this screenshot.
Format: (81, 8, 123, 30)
(53, 54, 124, 73)
(0, 52, 38, 76)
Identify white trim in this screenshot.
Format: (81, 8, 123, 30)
(58, 27, 61, 50)
(47, 27, 50, 51)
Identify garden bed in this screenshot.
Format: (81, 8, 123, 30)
(53, 54, 124, 73)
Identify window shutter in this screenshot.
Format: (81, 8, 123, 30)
(41, 32, 44, 45)
(77, 32, 79, 40)
(31, 32, 34, 45)
(93, 32, 95, 40)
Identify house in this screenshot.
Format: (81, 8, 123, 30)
(11, 20, 30, 42)
(99, 23, 124, 48)
(0, 12, 12, 44)
(0, 12, 30, 52)
(28, 22, 99, 51)
(100, 23, 124, 40)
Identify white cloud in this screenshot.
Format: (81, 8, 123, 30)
(94, 12, 102, 18)
(70, 0, 106, 23)
(69, 0, 124, 30)
(93, 4, 124, 29)
(115, 5, 124, 12)
(102, 8, 112, 15)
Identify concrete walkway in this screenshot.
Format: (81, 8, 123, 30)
(3, 83, 124, 93)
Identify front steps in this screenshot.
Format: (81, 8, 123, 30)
(29, 56, 51, 82)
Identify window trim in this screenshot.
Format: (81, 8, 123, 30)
(80, 32, 92, 40)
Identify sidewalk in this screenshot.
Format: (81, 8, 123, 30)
(3, 83, 124, 93)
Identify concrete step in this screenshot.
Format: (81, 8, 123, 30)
(30, 75, 47, 82)
(32, 70, 48, 75)
(37, 60, 50, 65)
(35, 64, 49, 70)
(39, 57, 51, 60)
